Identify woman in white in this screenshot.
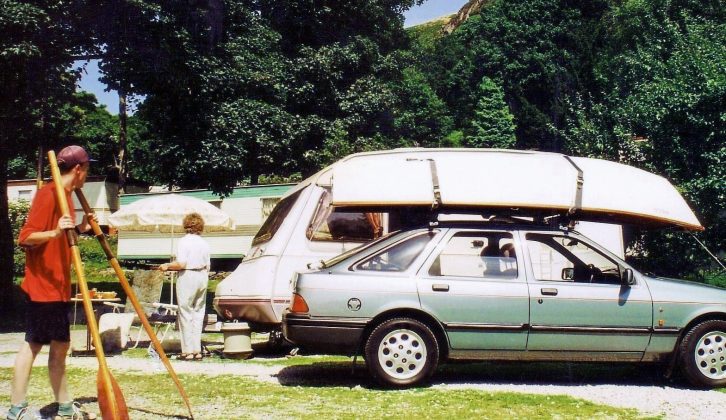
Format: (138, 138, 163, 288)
(160, 213, 211, 360)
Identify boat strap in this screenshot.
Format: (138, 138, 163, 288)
(428, 159, 442, 210)
(563, 156, 584, 217)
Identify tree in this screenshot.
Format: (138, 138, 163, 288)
(392, 67, 454, 148)
(464, 76, 516, 148)
(584, 0, 726, 278)
(93, 1, 427, 192)
(417, 0, 610, 150)
(0, 0, 96, 311)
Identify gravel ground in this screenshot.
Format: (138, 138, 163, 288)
(1, 332, 725, 419)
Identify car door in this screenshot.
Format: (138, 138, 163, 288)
(417, 229, 530, 350)
(523, 231, 652, 353)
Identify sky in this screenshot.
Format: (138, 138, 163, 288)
(76, 1, 469, 114)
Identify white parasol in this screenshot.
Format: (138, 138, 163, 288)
(108, 193, 234, 233)
(109, 193, 234, 303)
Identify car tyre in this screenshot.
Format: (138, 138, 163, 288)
(679, 319, 726, 388)
(364, 317, 439, 387)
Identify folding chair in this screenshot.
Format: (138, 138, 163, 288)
(99, 270, 178, 351)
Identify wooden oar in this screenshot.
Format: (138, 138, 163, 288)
(75, 188, 195, 419)
(47, 151, 128, 420)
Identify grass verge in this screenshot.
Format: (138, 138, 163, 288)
(0, 365, 648, 420)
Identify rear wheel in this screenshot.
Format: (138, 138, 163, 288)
(364, 317, 439, 387)
(679, 320, 726, 388)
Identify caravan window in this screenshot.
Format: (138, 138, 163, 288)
(307, 189, 383, 242)
(252, 189, 303, 246)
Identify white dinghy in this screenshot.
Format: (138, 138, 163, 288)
(307, 148, 702, 231)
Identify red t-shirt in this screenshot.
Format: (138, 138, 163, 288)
(18, 183, 74, 302)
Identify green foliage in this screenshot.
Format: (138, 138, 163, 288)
(8, 200, 30, 277)
(393, 67, 454, 147)
(565, 0, 726, 277)
(76, 234, 117, 273)
(464, 76, 516, 148)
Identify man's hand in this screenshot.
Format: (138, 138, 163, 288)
(79, 212, 98, 233)
(58, 215, 74, 230)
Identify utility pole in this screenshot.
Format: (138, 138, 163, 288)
(118, 87, 128, 193)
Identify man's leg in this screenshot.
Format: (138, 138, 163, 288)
(10, 341, 43, 405)
(48, 340, 71, 403)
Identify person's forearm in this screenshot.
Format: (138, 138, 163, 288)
(160, 261, 187, 271)
(19, 229, 62, 247)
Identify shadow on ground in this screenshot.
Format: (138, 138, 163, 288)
(275, 359, 676, 389)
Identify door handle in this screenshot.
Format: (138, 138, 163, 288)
(541, 288, 558, 296)
(432, 284, 449, 292)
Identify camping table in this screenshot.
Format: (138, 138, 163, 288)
(70, 297, 121, 356)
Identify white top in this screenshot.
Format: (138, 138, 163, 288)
(176, 234, 211, 271)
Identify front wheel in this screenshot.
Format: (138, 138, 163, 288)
(364, 318, 439, 387)
(679, 319, 726, 388)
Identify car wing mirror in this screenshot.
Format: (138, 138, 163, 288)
(621, 268, 635, 287)
(561, 267, 574, 280)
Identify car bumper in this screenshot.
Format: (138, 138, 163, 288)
(282, 312, 368, 354)
(213, 296, 289, 330)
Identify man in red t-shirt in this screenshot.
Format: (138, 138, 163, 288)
(7, 145, 95, 420)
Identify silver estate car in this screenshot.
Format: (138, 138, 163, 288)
(282, 223, 726, 388)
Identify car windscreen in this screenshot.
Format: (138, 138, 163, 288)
(321, 230, 407, 268)
(252, 189, 304, 247)
(355, 231, 438, 272)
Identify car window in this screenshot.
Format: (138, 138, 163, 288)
(526, 233, 621, 284)
(428, 232, 517, 279)
(307, 188, 383, 242)
(252, 189, 303, 246)
(356, 231, 437, 272)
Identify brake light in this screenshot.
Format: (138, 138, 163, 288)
(290, 293, 309, 314)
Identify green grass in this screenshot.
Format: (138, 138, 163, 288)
(0, 365, 649, 420)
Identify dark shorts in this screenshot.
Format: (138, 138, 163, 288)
(25, 301, 71, 344)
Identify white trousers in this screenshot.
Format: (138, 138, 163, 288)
(176, 270, 208, 354)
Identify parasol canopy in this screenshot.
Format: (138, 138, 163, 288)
(108, 193, 234, 233)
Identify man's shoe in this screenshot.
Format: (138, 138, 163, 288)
(6, 402, 31, 420)
(54, 402, 95, 420)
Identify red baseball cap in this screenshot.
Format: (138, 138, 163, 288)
(57, 145, 95, 169)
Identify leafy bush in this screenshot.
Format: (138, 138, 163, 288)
(77, 234, 117, 271)
(9, 200, 30, 278)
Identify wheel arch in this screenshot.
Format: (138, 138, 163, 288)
(680, 312, 726, 340)
(666, 312, 726, 378)
(360, 309, 449, 360)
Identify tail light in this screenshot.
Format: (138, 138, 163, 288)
(290, 293, 309, 314)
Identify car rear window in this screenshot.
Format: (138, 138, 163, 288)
(306, 189, 383, 242)
(252, 189, 303, 246)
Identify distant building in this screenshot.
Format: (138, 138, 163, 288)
(7, 176, 119, 228)
(116, 184, 294, 262)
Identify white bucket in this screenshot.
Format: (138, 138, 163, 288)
(221, 322, 253, 359)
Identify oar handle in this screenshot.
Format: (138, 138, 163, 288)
(47, 151, 123, 420)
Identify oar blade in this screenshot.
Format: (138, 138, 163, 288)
(97, 370, 129, 420)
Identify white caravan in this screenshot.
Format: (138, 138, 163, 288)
(213, 148, 702, 333)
